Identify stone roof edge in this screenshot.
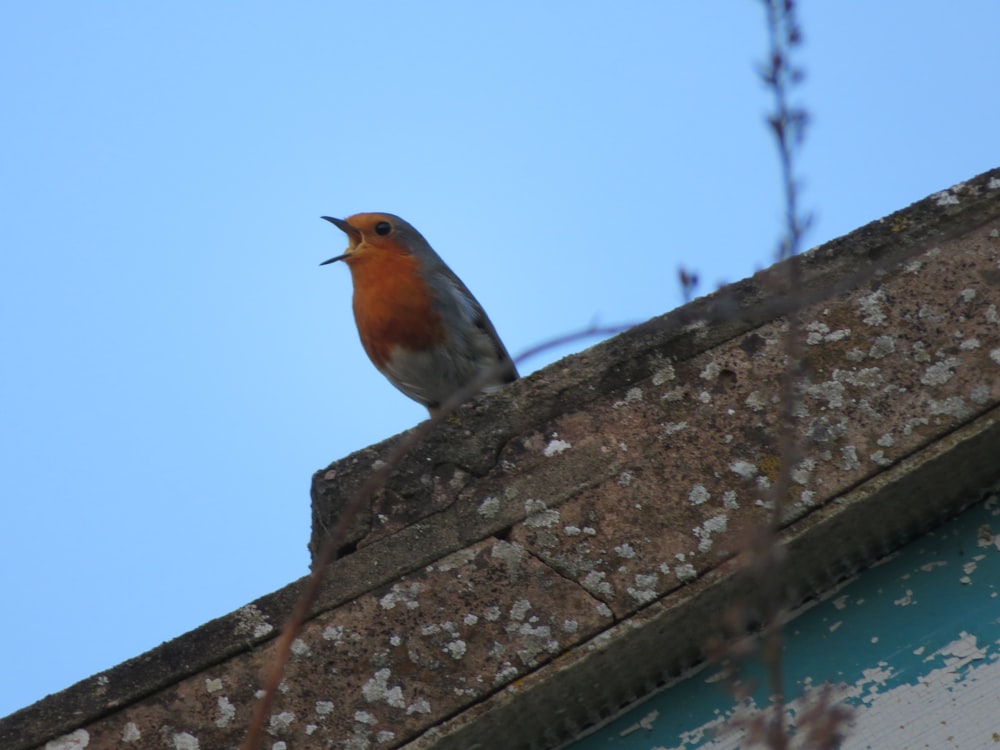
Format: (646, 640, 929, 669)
(404, 405, 1000, 749)
(3, 166, 999, 749)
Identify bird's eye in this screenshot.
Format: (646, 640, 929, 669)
(374, 221, 392, 236)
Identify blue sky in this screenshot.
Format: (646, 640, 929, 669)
(2, 2, 998, 718)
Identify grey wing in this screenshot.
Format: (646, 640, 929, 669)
(429, 263, 519, 385)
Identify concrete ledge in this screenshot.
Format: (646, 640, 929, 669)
(3, 168, 999, 750)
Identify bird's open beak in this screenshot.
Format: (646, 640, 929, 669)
(319, 216, 360, 265)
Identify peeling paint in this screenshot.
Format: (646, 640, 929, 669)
(573, 498, 1000, 750)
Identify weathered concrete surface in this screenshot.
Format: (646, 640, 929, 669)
(3, 168, 1000, 750)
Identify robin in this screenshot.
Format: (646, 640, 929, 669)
(320, 212, 518, 415)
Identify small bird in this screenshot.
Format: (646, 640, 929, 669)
(320, 212, 518, 415)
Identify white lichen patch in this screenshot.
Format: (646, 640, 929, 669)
(729, 460, 757, 478)
(688, 485, 710, 505)
(434, 547, 478, 572)
(581, 570, 614, 598)
(859, 290, 888, 326)
(614, 543, 637, 559)
(322, 625, 354, 645)
(990, 348, 1000, 366)
(960, 337, 980, 351)
(121, 723, 140, 741)
(477, 496, 500, 518)
(921, 357, 959, 386)
(493, 663, 520, 686)
(661, 387, 686, 402)
(933, 190, 960, 206)
(524, 498, 560, 528)
(842, 445, 861, 471)
(49, 730, 91, 750)
(491, 540, 525, 579)
(917, 303, 945, 323)
(870, 450, 893, 467)
(509, 598, 532, 621)
(834, 367, 883, 388)
(543, 438, 572, 456)
(290, 638, 310, 656)
(613, 387, 644, 408)
(805, 380, 846, 409)
(627, 573, 659, 604)
(215, 696, 236, 728)
(805, 321, 830, 344)
(315, 700, 335, 716)
(661, 421, 688, 436)
(444, 639, 467, 659)
(868, 335, 896, 359)
(805, 321, 851, 344)
(652, 364, 676, 385)
(722, 490, 739, 509)
(986, 305, 999, 325)
(791, 458, 815, 485)
(407, 698, 432, 715)
(267, 712, 296, 736)
(172, 733, 200, 750)
(928, 397, 973, 420)
(693, 514, 729, 552)
(205, 678, 223, 693)
(903, 416, 930, 435)
(910, 341, 931, 363)
(379, 582, 422, 610)
(744, 390, 767, 411)
(513, 622, 559, 665)
(362, 669, 405, 708)
(675, 563, 697, 583)
(235, 604, 274, 638)
(700, 361, 722, 381)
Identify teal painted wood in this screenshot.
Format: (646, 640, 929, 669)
(568, 495, 1000, 749)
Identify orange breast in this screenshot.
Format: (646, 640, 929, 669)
(346, 250, 445, 369)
